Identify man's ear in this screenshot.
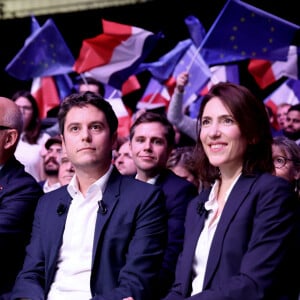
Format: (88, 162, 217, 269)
(4, 129, 18, 150)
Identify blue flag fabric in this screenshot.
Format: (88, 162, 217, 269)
(168, 44, 211, 109)
(30, 15, 40, 33)
(135, 39, 192, 82)
(200, 0, 300, 65)
(6, 18, 75, 80)
(54, 74, 74, 100)
(184, 15, 206, 47)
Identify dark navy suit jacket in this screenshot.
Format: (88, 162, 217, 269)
(163, 173, 300, 300)
(155, 169, 199, 298)
(11, 167, 167, 300)
(0, 156, 43, 299)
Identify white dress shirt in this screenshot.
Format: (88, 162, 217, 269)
(191, 174, 241, 295)
(47, 165, 113, 300)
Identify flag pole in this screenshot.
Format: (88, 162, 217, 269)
(79, 73, 88, 87)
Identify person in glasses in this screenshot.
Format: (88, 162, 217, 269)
(272, 135, 300, 198)
(0, 97, 43, 299)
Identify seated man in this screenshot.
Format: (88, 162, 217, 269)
(11, 92, 167, 300)
(129, 111, 199, 298)
(0, 97, 43, 299)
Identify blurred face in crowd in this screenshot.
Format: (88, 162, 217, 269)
(79, 83, 100, 95)
(276, 104, 291, 130)
(14, 96, 33, 131)
(44, 143, 62, 176)
(169, 164, 199, 188)
(284, 110, 300, 141)
(58, 151, 75, 185)
(114, 141, 137, 176)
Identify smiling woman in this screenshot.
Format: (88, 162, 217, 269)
(163, 82, 300, 300)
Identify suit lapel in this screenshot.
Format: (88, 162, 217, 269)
(92, 168, 121, 262)
(203, 175, 259, 288)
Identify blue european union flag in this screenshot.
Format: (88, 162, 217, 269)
(5, 18, 75, 80)
(135, 39, 192, 82)
(200, 0, 300, 65)
(184, 15, 206, 47)
(169, 44, 211, 109)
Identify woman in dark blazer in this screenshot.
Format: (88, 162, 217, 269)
(163, 82, 300, 300)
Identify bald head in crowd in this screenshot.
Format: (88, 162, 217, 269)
(0, 97, 23, 164)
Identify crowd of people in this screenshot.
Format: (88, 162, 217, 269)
(0, 71, 300, 300)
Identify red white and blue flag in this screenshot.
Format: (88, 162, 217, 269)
(248, 45, 300, 89)
(31, 74, 73, 118)
(264, 78, 300, 113)
(137, 78, 171, 111)
(73, 19, 162, 90)
(200, 64, 240, 95)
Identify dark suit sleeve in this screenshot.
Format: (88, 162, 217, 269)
(164, 174, 300, 300)
(10, 192, 48, 300)
(159, 175, 198, 298)
(0, 161, 43, 296)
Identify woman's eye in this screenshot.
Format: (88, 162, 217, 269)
(223, 117, 234, 124)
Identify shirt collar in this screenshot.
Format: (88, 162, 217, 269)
(67, 164, 114, 198)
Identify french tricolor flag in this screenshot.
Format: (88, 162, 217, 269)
(31, 74, 73, 118)
(200, 64, 240, 95)
(137, 77, 171, 111)
(73, 19, 162, 90)
(248, 45, 300, 89)
(264, 78, 300, 113)
(31, 77, 60, 119)
(107, 96, 132, 138)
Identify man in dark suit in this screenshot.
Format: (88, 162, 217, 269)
(129, 111, 199, 298)
(11, 92, 167, 300)
(0, 97, 43, 300)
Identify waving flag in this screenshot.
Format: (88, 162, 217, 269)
(136, 16, 207, 82)
(5, 18, 75, 80)
(136, 39, 192, 82)
(200, 64, 240, 95)
(73, 19, 162, 90)
(107, 96, 132, 138)
(264, 78, 300, 116)
(248, 45, 300, 89)
(121, 75, 141, 95)
(166, 44, 211, 110)
(31, 74, 73, 118)
(137, 77, 171, 111)
(199, 0, 300, 65)
(184, 15, 206, 47)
